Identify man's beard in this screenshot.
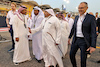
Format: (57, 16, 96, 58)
(58, 17, 62, 20)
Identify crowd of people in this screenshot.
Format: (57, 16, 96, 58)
(6, 1, 100, 67)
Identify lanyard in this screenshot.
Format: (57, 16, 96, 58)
(68, 18, 69, 22)
(23, 16, 26, 28)
(79, 14, 86, 23)
(33, 15, 39, 28)
(79, 17, 83, 22)
(16, 13, 26, 28)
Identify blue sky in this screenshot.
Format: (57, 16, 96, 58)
(34, 0, 100, 14)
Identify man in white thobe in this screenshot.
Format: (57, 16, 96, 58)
(30, 6, 44, 63)
(57, 12, 70, 58)
(30, 9, 63, 67)
(65, 13, 74, 44)
(65, 13, 74, 32)
(12, 6, 31, 65)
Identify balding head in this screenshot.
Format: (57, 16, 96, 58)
(80, 2, 88, 7)
(89, 12, 94, 15)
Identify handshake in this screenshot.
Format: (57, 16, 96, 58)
(28, 27, 32, 33)
(15, 28, 32, 42)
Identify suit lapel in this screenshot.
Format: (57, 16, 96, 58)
(75, 16, 79, 27)
(76, 16, 79, 23)
(81, 13, 89, 33)
(82, 13, 89, 24)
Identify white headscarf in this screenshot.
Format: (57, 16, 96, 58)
(66, 12, 72, 18)
(31, 6, 44, 28)
(32, 6, 44, 18)
(45, 9, 55, 16)
(14, 5, 27, 22)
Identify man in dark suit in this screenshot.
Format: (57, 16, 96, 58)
(95, 12, 99, 36)
(96, 16, 100, 63)
(97, 18, 100, 34)
(68, 2, 96, 67)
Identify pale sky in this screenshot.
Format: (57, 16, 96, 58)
(33, 0, 100, 15)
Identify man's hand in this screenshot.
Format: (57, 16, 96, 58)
(28, 35, 30, 38)
(29, 29, 31, 33)
(68, 39, 71, 45)
(16, 37, 19, 42)
(96, 32, 99, 36)
(56, 43, 59, 45)
(87, 47, 96, 53)
(7, 24, 10, 28)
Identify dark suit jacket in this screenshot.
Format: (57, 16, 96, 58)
(69, 13, 97, 48)
(97, 18, 100, 33)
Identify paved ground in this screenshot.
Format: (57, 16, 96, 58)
(0, 32, 100, 67)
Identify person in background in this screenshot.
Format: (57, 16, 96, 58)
(88, 12, 94, 15)
(65, 13, 74, 32)
(96, 13, 100, 63)
(95, 12, 99, 36)
(57, 12, 70, 58)
(6, 2, 17, 52)
(95, 12, 99, 20)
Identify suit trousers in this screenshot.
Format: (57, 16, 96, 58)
(9, 25, 15, 49)
(70, 38, 87, 67)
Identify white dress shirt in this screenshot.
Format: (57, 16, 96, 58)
(6, 10, 17, 25)
(76, 12, 87, 37)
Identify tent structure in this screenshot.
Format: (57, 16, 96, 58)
(53, 8, 60, 12)
(39, 4, 52, 10)
(23, 1, 38, 6)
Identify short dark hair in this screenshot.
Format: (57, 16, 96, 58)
(80, 2, 88, 7)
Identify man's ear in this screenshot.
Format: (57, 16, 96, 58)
(86, 7, 88, 10)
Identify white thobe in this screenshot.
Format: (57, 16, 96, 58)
(28, 17, 33, 28)
(12, 14, 31, 63)
(31, 16, 64, 67)
(59, 20, 70, 57)
(65, 17, 74, 32)
(31, 15, 44, 60)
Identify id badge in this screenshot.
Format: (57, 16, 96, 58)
(24, 24, 27, 28)
(34, 25, 35, 28)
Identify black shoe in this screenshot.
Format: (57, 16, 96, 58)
(8, 48, 14, 52)
(56, 64, 59, 67)
(35, 58, 41, 63)
(14, 63, 19, 65)
(97, 60, 100, 63)
(37, 60, 41, 63)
